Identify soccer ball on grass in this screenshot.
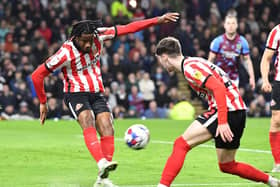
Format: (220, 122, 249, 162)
(124, 124, 150, 150)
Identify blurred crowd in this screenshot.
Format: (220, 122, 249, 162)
(0, 0, 279, 120)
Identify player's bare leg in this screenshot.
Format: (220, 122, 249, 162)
(216, 148, 280, 186)
(78, 110, 117, 187)
(269, 110, 280, 172)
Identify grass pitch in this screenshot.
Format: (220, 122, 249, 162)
(0, 118, 278, 187)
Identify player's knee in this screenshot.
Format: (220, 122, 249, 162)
(174, 136, 191, 151)
(96, 114, 114, 135)
(218, 161, 236, 174)
(271, 112, 280, 127)
(78, 111, 95, 129)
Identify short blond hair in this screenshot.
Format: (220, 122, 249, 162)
(225, 9, 238, 20)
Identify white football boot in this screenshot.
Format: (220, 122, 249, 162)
(268, 176, 280, 187)
(93, 177, 118, 187)
(93, 177, 103, 187)
(98, 159, 118, 178)
(272, 164, 280, 173)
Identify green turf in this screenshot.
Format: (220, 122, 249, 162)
(0, 118, 278, 187)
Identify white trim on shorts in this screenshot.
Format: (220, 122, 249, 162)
(68, 102, 78, 120)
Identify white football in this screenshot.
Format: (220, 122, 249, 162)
(124, 124, 150, 150)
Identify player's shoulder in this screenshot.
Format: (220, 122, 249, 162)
(272, 24, 280, 32)
(212, 35, 224, 43)
(184, 57, 208, 67)
(238, 34, 246, 41)
(268, 24, 280, 39)
(236, 35, 249, 47)
(60, 40, 73, 49)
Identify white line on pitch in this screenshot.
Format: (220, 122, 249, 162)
(119, 182, 264, 187)
(116, 138, 271, 154)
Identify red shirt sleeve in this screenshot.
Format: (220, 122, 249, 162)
(100, 17, 158, 39)
(205, 75, 228, 125)
(266, 25, 280, 50)
(31, 64, 51, 104)
(115, 17, 158, 36)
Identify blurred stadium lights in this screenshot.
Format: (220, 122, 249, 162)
(128, 0, 137, 9)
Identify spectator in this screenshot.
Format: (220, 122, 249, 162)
(109, 53, 125, 79)
(155, 83, 171, 108)
(111, 0, 132, 24)
(102, 64, 114, 88)
(46, 97, 60, 119)
(4, 33, 15, 53)
(125, 73, 138, 94)
(112, 105, 126, 119)
(139, 72, 155, 109)
(37, 20, 52, 45)
(143, 100, 167, 119)
(128, 85, 144, 117)
(248, 95, 270, 117)
(0, 84, 16, 109)
(17, 101, 34, 119)
(104, 86, 118, 110)
(152, 66, 169, 87)
(116, 84, 129, 110)
(0, 20, 9, 43)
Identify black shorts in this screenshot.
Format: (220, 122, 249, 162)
(196, 109, 246, 149)
(271, 81, 280, 110)
(64, 92, 110, 119)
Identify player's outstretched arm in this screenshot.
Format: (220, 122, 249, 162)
(208, 52, 216, 63)
(98, 12, 179, 40)
(31, 64, 50, 125)
(242, 55, 255, 90)
(261, 48, 275, 93)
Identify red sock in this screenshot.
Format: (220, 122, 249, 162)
(83, 127, 104, 163)
(100, 136, 114, 161)
(269, 132, 280, 164)
(219, 160, 269, 183)
(160, 136, 191, 186)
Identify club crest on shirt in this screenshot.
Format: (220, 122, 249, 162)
(236, 43, 241, 50)
(193, 70, 203, 81)
(75, 103, 83, 111)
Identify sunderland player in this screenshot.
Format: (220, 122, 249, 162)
(261, 24, 280, 172)
(31, 13, 179, 187)
(155, 37, 280, 187)
(208, 11, 255, 89)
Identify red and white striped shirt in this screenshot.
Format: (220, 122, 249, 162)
(45, 37, 105, 93)
(266, 24, 280, 81)
(182, 57, 246, 111)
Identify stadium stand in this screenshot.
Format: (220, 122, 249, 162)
(0, 0, 278, 120)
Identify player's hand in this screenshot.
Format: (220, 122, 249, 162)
(249, 77, 255, 90)
(96, 27, 115, 40)
(215, 123, 234, 143)
(158, 12, 180, 24)
(261, 81, 272, 93)
(39, 103, 48, 125)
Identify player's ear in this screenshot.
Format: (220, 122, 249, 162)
(162, 54, 168, 59)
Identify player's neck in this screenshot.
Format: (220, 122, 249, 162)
(225, 32, 237, 40)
